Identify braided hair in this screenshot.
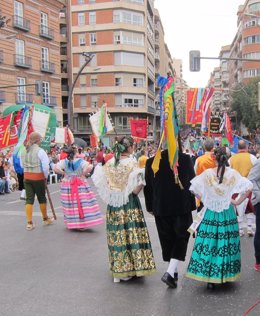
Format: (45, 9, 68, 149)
(214, 146, 229, 184)
(65, 146, 77, 170)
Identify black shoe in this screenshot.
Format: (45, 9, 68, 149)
(161, 272, 177, 288)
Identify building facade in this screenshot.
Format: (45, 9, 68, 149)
(213, 0, 260, 112)
(68, 0, 162, 144)
(0, 0, 63, 124)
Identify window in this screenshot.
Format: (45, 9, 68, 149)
(90, 53, 97, 66)
(78, 115, 91, 131)
(244, 35, 260, 44)
(244, 69, 260, 78)
(78, 33, 86, 46)
(115, 77, 122, 86)
(80, 95, 87, 108)
(78, 12, 85, 26)
(16, 39, 24, 55)
(79, 54, 86, 66)
(42, 81, 50, 104)
(123, 96, 144, 107)
(89, 12, 96, 25)
(117, 116, 129, 129)
(91, 95, 98, 108)
(15, 39, 25, 63)
(90, 32, 96, 45)
(78, 0, 85, 4)
(114, 34, 121, 44)
(14, 1, 23, 18)
(41, 47, 49, 68)
(89, 0, 95, 3)
(114, 10, 144, 26)
(114, 52, 144, 66)
(133, 78, 143, 87)
(41, 12, 48, 27)
(17, 77, 26, 102)
(91, 78, 97, 86)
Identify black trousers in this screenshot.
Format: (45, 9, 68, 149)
(155, 213, 192, 262)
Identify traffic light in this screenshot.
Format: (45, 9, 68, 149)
(35, 80, 42, 95)
(189, 50, 201, 72)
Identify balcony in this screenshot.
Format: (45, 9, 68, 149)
(0, 91, 6, 103)
(14, 54, 32, 68)
(42, 96, 57, 107)
(41, 61, 55, 74)
(13, 15, 30, 32)
(16, 93, 33, 104)
(0, 50, 3, 63)
(40, 25, 54, 40)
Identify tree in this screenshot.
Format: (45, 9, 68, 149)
(231, 77, 260, 130)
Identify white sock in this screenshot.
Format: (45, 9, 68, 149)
(20, 189, 26, 198)
(167, 259, 179, 277)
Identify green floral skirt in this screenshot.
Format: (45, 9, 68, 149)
(186, 205, 241, 284)
(106, 194, 156, 278)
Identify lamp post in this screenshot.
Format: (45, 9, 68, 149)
(67, 52, 93, 130)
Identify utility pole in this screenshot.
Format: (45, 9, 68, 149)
(67, 53, 93, 130)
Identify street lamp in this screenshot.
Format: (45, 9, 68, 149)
(67, 52, 93, 130)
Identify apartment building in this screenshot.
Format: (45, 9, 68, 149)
(69, 0, 157, 144)
(0, 0, 63, 124)
(213, 0, 260, 111)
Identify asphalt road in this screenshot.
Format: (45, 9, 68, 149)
(0, 182, 259, 316)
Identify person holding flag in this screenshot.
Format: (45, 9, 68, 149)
(144, 74, 196, 288)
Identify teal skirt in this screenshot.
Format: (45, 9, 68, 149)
(106, 194, 156, 278)
(186, 205, 241, 284)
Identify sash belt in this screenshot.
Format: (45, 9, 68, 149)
(70, 177, 85, 219)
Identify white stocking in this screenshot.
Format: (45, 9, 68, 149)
(167, 259, 179, 277)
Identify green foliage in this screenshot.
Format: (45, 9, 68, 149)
(231, 77, 260, 130)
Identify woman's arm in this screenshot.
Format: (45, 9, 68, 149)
(132, 184, 144, 195)
(231, 190, 251, 205)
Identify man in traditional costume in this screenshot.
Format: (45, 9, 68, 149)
(144, 150, 196, 288)
(144, 74, 196, 288)
(229, 140, 257, 237)
(21, 132, 54, 231)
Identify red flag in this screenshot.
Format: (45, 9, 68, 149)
(130, 119, 148, 139)
(0, 111, 22, 149)
(90, 134, 97, 148)
(225, 113, 233, 145)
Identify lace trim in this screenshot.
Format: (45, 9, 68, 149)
(92, 165, 145, 207)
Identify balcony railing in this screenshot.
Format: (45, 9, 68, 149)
(40, 25, 54, 40)
(0, 50, 3, 63)
(41, 61, 55, 74)
(13, 15, 30, 31)
(16, 93, 33, 104)
(14, 54, 32, 68)
(0, 91, 5, 103)
(42, 96, 57, 107)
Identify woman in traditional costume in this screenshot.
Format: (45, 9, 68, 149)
(54, 146, 103, 230)
(186, 146, 252, 288)
(92, 136, 156, 283)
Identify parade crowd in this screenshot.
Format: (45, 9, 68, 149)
(0, 131, 259, 290)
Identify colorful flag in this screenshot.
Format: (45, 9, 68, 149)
(152, 75, 181, 187)
(201, 87, 214, 133)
